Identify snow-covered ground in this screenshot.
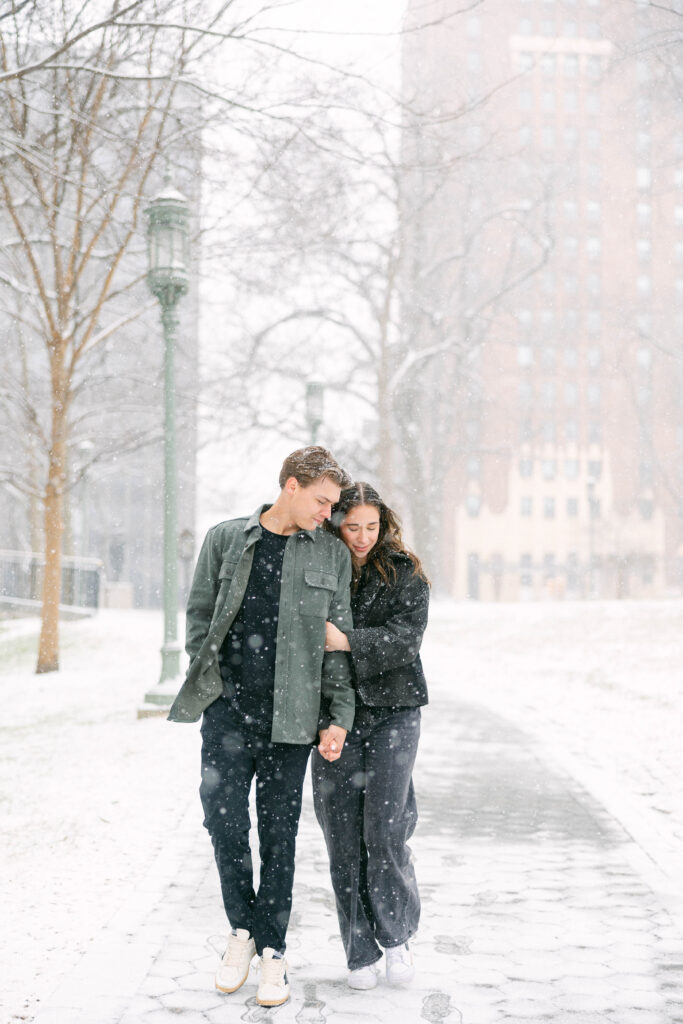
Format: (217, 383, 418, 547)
(425, 599, 683, 892)
(1, 600, 682, 1023)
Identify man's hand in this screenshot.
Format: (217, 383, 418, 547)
(325, 621, 351, 652)
(317, 724, 347, 762)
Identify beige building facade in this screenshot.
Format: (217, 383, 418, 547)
(402, 0, 683, 600)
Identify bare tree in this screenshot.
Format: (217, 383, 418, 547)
(0, 0, 238, 671)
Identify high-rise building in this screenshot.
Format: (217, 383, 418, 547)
(401, 0, 683, 599)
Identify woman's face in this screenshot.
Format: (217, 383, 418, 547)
(339, 504, 381, 565)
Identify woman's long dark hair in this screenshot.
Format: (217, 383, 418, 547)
(327, 481, 430, 589)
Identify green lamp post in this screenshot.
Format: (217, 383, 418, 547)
(306, 381, 324, 445)
(140, 181, 189, 712)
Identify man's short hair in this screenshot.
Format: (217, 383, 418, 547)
(279, 446, 352, 491)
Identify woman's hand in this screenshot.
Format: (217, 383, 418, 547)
(318, 725, 347, 762)
(325, 620, 351, 652)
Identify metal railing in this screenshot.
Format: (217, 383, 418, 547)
(0, 549, 102, 613)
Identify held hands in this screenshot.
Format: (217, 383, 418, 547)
(324, 621, 351, 652)
(317, 724, 347, 762)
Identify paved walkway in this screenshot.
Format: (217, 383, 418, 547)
(34, 683, 683, 1024)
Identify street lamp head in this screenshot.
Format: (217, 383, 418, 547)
(306, 381, 324, 424)
(145, 182, 190, 305)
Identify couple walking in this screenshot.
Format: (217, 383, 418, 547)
(168, 446, 430, 1006)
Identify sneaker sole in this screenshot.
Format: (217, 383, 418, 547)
(256, 992, 290, 1007)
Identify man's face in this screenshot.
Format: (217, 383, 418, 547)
(289, 476, 341, 531)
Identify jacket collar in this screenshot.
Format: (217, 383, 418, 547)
(243, 503, 318, 542)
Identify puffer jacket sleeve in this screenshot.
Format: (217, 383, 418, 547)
(347, 566, 429, 679)
(185, 526, 222, 661)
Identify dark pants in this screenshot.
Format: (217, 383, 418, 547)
(200, 698, 311, 955)
(312, 706, 421, 971)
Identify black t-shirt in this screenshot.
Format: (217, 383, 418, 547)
(218, 525, 288, 734)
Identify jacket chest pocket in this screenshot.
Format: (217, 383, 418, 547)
(300, 569, 337, 617)
(218, 558, 239, 588)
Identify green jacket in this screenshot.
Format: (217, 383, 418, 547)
(167, 504, 355, 743)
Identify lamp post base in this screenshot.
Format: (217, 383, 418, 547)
(137, 641, 183, 718)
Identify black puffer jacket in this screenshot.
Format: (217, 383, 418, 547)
(347, 551, 429, 708)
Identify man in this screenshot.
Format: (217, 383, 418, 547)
(168, 446, 354, 1007)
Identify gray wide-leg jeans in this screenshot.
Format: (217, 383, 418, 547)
(312, 706, 421, 971)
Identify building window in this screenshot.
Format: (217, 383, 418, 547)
(520, 419, 533, 443)
(564, 235, 578, 256)
(542, 420, 556, 443)
(637, 202, 651, 225)
(675, 242, 683, 262)
(637, 274, 651, 296)
(567, 497, 579, 517)
(564, 382, 578, 406)
(466, 456, 481, 478)
(639, 498, 653, 520)
(586, 310, 601, 334)
(637, 313, 651, 337)
(587, 346, 602, 369)
(542, 459, 557, 480)
(521, 496, 533, 517)
(589, 421, 602, 444)
(564, 91, 578, 113)
(586, 237, 601, 259)
(587, 128, 600, 150)
(587, 272, 601, 296)
(518, 345, 534, 366)
(637, 167, 651, 190)
(543, 553, 556, 578)
(564, 459, 579, 479)
(565, 419, 578, 441)
(637, 239, 651, 261)
(542, 90, 555, 113)
(467, 52, 482, 72)
(519, 458, 533, 478)
(590, 498, 601, 520)
(466, 494, 481, 517)
(564, 199, 578, 219)
(518, 17, 533, 34)
(519, 380, 533, 405)
(518, 90, 532, 111)
(542, 347, 556, 369)
(586, 200, 601, 222)
(564, 347, 578, 368)
(520, 553, 533, 587)
(588, 459, 602, 479)
(640, 460, 654, 485)
(541, 126, 555, 149)
(637, 346, 652, 369)
(541, 54, 556, 75)
(544, 497, 556, 519)
(587, 382, 601, 407)
(542, 381, 556, 409)
(586, 55, 602, 78)
(465, 419, 481, 442)
(563, 54, 578, 76)
(467, 15, 481, 37)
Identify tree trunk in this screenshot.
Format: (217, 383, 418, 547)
(36, 378, 68, 674)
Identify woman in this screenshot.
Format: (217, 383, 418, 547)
(312, 482, 430, 991)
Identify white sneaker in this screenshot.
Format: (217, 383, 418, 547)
(256, 947, 290, 1006)
(348, 962, 381, 990)
(215, 928, 256, 993)
(385, 942, 414, 986)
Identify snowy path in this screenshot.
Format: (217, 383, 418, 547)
(2, 602, 683, 1023)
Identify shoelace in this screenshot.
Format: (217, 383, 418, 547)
(260, 956, 287, 985)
